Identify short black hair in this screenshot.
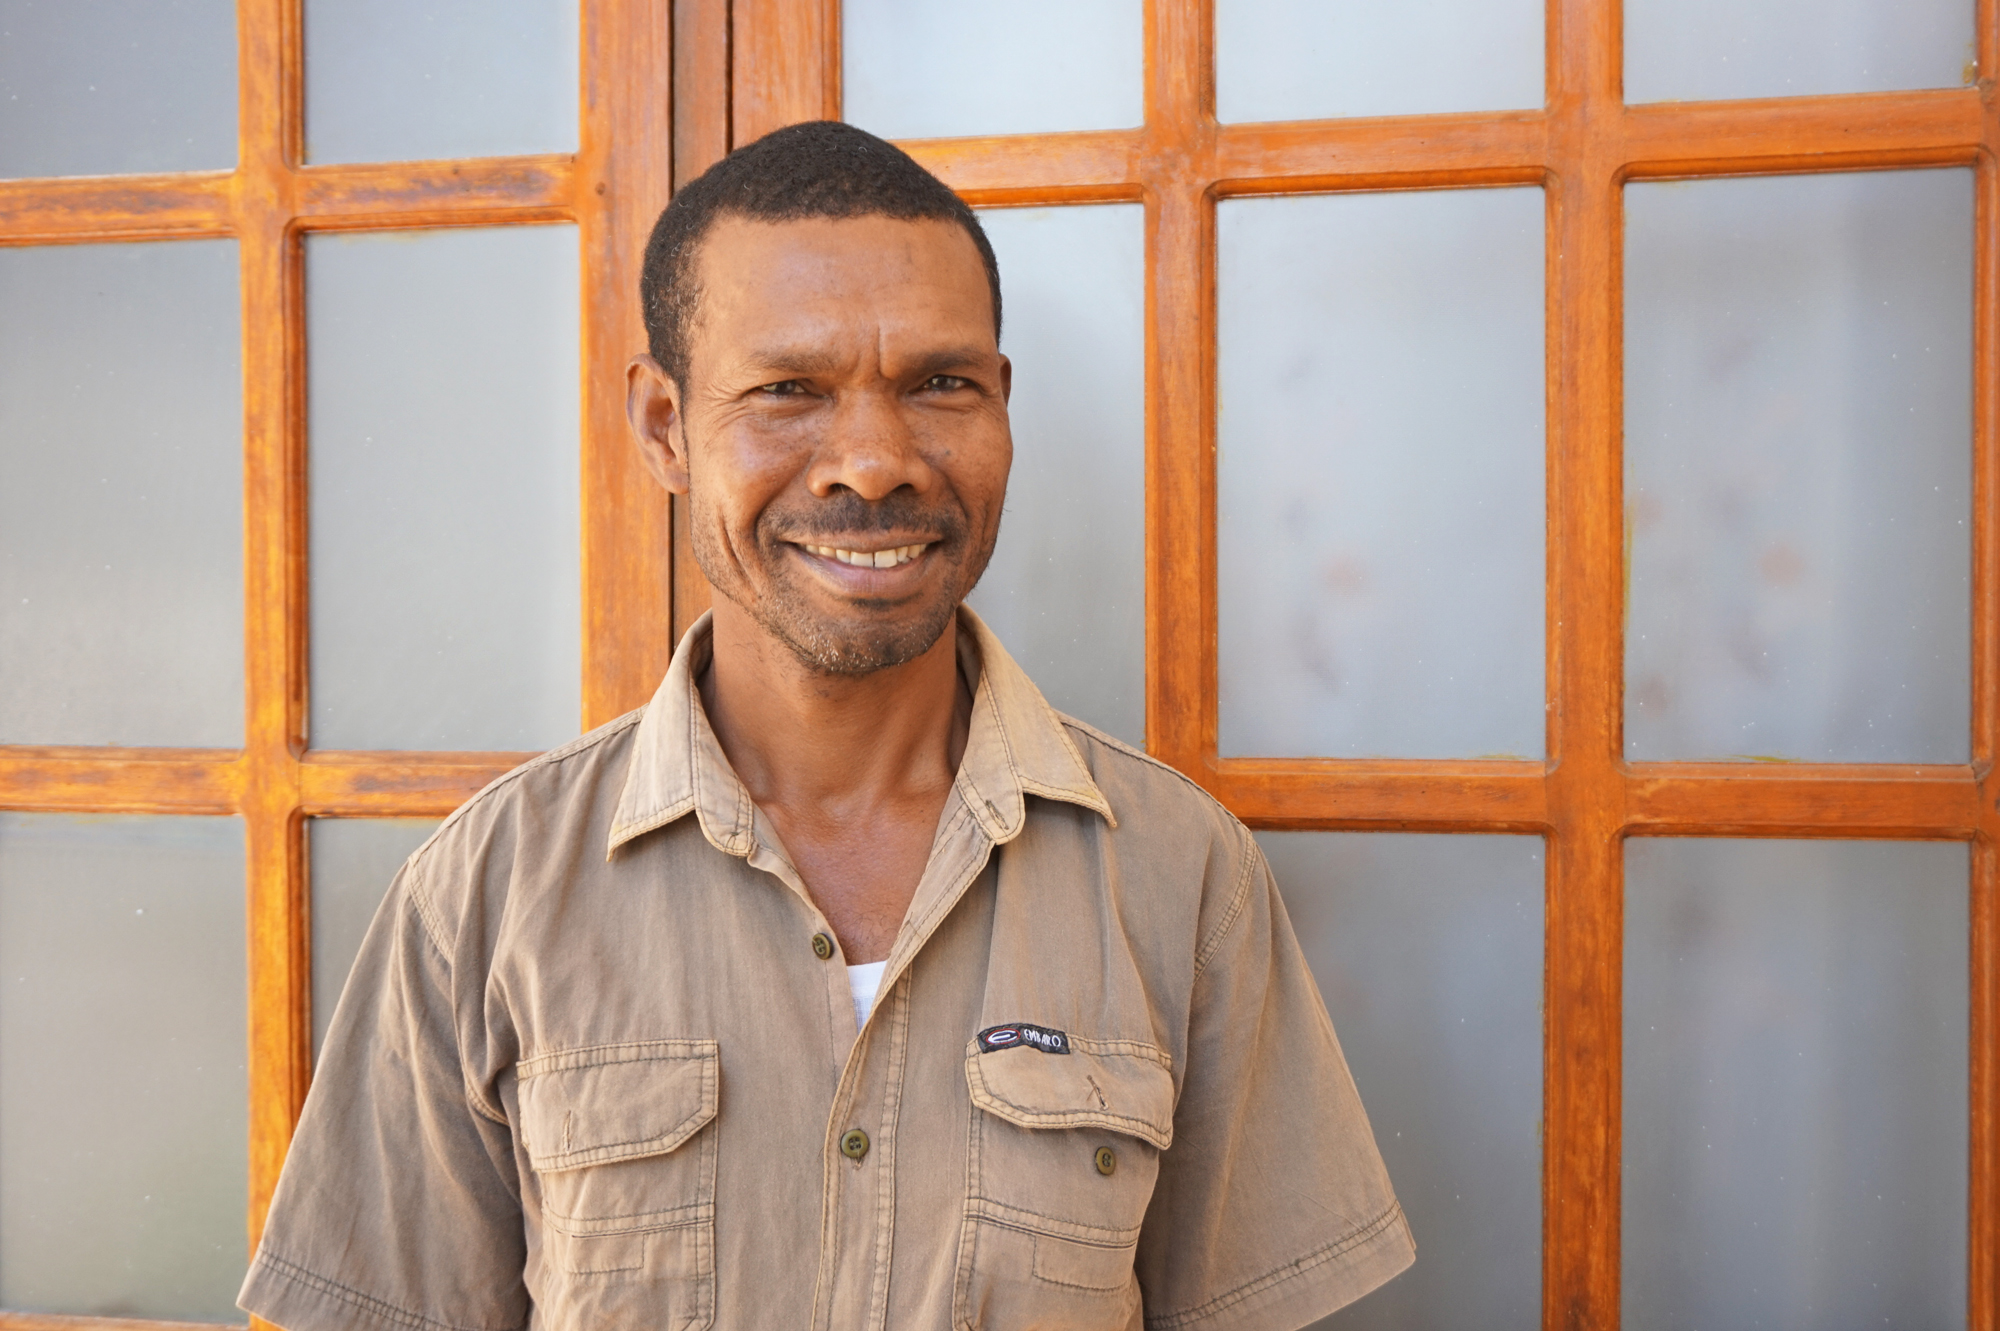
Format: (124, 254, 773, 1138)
(640, 120, 1002, 388)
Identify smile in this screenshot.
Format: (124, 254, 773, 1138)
(799, 542, 931, 569)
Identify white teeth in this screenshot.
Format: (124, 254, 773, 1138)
(807, 542, 925, 567)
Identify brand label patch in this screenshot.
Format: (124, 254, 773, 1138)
(977, 1023, 1071, 1055)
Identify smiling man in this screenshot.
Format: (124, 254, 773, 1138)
(241, 122, 1412, 1331)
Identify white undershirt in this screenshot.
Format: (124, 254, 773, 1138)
(847, 960, 888, 1028)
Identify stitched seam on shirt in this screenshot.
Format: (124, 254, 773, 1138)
(973, 677, 1025, 833)
(1141, 1200, 1406, 1331)
(253, 1250, 524, 1331)
(399, 864, 509, 1127)
(965, 1197, 1143, 1247)
(902, 802, 985, 945)
(517, 1038, 718, 1078)
(606, 793, 696, 854)
(415, 709, 647, 871)
(1016, 774, 1112, 822)
(1058, 716, 1231, 814)
(541, 1198, 713, 1232)
(1190, 824, 1258, 981)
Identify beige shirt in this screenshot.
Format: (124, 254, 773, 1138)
(241, 609, 1413, 1331)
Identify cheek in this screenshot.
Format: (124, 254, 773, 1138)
(687, 427, 797, 538)
(967, 433, 1014, 529)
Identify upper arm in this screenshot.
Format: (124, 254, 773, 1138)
(1137, 833, 1415, 1331)
(239, 863, 529, 1331)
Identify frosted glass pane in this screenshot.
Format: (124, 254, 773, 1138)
(308, 226, 580, 751)
(305, 0, 578, 163)
(966, 206, 1145, 746)
(0, 813, 247, 1321)
(309, 818, 438, 1053)
(1624, 839, 1966, 1329)
(1217, 0, 1542, 122)
(1626, 0, 1973, 104)
(843, 0, 1140, 140)
(1625, 171, 1971, 762)
(1260, 833, 1542, 1331)
(1219, 189, 1545, 759)
(0, 0, 235, 178)
(0, 240, 243, 746)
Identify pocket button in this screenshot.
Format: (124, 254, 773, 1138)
(1094, 1146, 1117, 1176)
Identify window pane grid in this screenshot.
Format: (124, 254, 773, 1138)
(0, 0, 1993, 1327)
(0, 2, 669, 1324)
(799, 0, 1993, 1326)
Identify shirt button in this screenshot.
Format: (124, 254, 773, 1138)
(841, 1128, 871, 1160)
(1094, 1146, 1117, 1176)
(811, 932, 835, 960)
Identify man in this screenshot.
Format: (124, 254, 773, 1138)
(241, 121, 1412, 1331)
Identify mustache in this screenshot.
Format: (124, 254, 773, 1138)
(760, 491, 967, 545)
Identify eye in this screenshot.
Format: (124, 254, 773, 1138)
(921, 374, 970, 392)
(757, 379, 807, 397)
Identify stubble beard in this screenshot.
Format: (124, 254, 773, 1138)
(690, 489, 995, 677)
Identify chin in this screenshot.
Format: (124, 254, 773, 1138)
(764, 603, 959, 677)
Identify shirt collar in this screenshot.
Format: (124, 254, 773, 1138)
(607, 605, 1112, 860)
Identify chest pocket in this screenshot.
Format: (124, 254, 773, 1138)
(955, 1036, 1174, 1331)
(519, 1039, 718, 1330)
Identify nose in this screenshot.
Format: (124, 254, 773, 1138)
(804, 387, 936, 502)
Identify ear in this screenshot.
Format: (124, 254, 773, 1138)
(626, 353, 691, 495)
(998, 352, 1012, 406)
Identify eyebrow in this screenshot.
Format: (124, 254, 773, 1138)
(741, 344, 994, 381)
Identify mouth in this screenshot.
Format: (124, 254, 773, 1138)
(793, 540, 935, 570)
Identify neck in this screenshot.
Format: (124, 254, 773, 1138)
(699, 598, 972, 816)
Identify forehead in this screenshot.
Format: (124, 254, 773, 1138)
(689, 214, 994, 351)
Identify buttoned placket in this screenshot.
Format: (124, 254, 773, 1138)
(801, 792, 1004, 1331)
(720, 772, 1007, 1331)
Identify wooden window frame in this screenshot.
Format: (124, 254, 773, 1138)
(0, 0, 1992, 1327)
(0, 2, 673, 1326)
(707, 0, 1999, 1326)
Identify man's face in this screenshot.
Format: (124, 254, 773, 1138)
(629, 214, 1012, 675)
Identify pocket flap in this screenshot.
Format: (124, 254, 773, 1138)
(965, 1035, 1175, 1149)
(518, 1039, 718, 1173)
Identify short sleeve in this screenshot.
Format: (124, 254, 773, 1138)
(238, 861, 529, 1331)
(1136, 832, 1415, 1331)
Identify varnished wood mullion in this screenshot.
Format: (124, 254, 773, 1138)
(291, 155, 575, 226)
(0, 1315, 237, 1331)
(728, 0, 835, 146)
(578, 0, 675, 729)
(3, 92, 1988, 250)
(296, 753, 537, 815)
(0, 173, 234, 244)
(1137, 0, 1213, 780)
(1541, 0, 1624, 1325)
(0, 751, 245, 813)
(898, 130, 1146, 201)
(235, 0, 308, 1284)
(673, 0, 733, 192)
(1626, 765, 1985, 837)
(1970, 1, 1999, 1319)
(666, 0, 733, 643)
(1620, 88, 1983, 176)
(1215, 764, 1549, 832)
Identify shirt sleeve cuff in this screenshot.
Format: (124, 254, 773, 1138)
(1144, 1201, 1417, 1331)
(239, 1248, 519, 1331)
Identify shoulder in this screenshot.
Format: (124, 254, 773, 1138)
(1056, 715, 1251, 847)
(399, 708, 648, 923)
(1052, 714, 1262, 961)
